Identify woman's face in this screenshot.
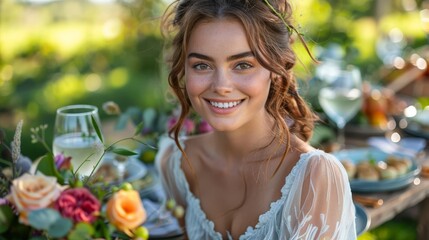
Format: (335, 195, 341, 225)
(185, 18, 271, 132)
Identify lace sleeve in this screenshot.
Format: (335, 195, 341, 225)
(281, 151, 357, 240)
(154, 136, 187, 207)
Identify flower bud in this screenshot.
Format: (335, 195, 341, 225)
(120, 182, 133, 191)
(173, 205, 184, 219)
(102, 101, 121, 115)
(133, 226, 149, 240)
(166, 198, 176, 211)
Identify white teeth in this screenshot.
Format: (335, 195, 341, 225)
(210, 100, 241, 109)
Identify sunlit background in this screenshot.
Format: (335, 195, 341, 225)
(1, 0, 429, 239)
(1, 0, 428, 157)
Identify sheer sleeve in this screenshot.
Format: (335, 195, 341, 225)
(281, 151, 357, 240)
(154, 136, 187, 207)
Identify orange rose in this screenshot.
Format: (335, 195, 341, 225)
(106, 189, 146, 236)
(6, 173, 65, 224)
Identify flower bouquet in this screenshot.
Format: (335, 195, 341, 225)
(0, 119, 150, 240)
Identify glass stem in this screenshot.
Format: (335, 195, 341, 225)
(338, 126, 345, 149)
(337, 121, 346, 150)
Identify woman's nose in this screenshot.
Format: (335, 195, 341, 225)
(212, 69, 233, 95)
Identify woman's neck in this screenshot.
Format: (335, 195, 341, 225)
(209, 114, 282, 164)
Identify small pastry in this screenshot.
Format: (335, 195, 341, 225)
(341, 160, 356, 179)
(357, 166, 379, 181)
(380, 166, 398, 179)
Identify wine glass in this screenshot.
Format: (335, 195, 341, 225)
(318, 65, 363, 149)
(53, 105, 105, 177)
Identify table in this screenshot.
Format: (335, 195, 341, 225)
(345, 136, 429, 239)
(355, 176, 429, 239)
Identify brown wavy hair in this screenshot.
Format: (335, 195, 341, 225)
(161, 0, 318, 171)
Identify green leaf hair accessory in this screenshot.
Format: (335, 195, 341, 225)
(263, 0, 318, 62)
(263, 0, 293, 35)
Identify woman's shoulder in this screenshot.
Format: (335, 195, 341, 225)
(155, 133, 211, 169)
(155, 136, 182, 174)
(299, 148, 346, 178)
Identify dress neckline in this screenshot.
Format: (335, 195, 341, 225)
(172, 142, 322, 239)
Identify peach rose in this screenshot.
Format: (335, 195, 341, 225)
(106, 189, 146, 236)
(6, 173, 65, 223)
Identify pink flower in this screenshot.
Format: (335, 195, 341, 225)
(55, 188, 100, 223)
(167, 117, 195, 135)
(54, 154, 72, 171)
(197, 120, 213, 134)
(182, 118, 195, 135)
(166, 116, 178, 132)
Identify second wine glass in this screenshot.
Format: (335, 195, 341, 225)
(318, 65, 363, 149)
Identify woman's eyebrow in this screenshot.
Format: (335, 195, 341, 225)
(187, 51, 254, 62)
(187, 52, 213, 61)
(227, 51, 253, 61)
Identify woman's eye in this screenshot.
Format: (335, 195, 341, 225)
(235, 62, 253, 70)
(193, 63, 211, 71)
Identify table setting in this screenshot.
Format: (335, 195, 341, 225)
(0, 71, 427, 239)
(309, 52, 429, 238)
(0, 104, 188, 240)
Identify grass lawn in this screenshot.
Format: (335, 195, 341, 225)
(358, 218, 417, 240)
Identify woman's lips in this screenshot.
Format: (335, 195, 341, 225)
(209, 100, 242, 109)
(205, 99, 244, 114)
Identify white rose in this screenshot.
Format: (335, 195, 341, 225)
(6, 173, 65, 224)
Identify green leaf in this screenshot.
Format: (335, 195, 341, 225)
(0, 158, 11, 167)
(0, 205, 14, 234)
(47, 217, 72, 238)
(112, 148, 137, 156)
(36, 154, 64, 184)
(134, 122, 144, 136)
(76, 222, 95, 235)
(68, 222, 95, 240)
(91, 115, 104, 143)
(28, 208, 62, 230)
(99, 220, 112, 240)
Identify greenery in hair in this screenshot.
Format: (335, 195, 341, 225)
(263, 0, 317, 62)
(263, 0, 295, 36)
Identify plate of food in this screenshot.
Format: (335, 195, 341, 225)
(92, 153, 148, 184)
(333, 148, 421, 192)
(355, 203, 370, 236)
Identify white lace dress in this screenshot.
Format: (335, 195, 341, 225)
(155, 137, 357, 240)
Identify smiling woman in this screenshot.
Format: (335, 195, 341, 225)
(185, 18, 271, 132)
(155, 0, 357, 239)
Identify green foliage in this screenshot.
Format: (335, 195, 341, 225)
(36, 154, 64, 184)
(91, 116, 104, 143)
(111, 147, 137, 156)
(28, 208, 73, 238)
(68, 222, 95, 240)
(0, 205, 14, 234)
(358, 219, 417, 240)
(1, 0, 428, 162)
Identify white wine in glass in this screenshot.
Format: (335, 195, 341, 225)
(318, 65, 363, 148)
(53, 105, 104, 177)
